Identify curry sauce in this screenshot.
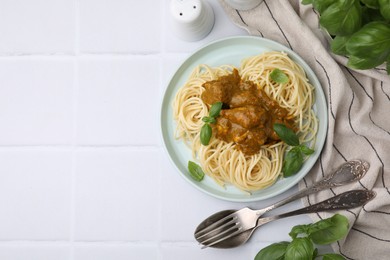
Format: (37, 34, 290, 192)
(201, 69, 294, 155)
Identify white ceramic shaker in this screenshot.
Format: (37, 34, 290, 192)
(224, 0, 263, 11)
(170, 0, 215, 42)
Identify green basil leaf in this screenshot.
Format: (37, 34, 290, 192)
(347, 55, 385, 69)
(313, 0, 336, 13)
(285, 237, 314, 260)
(273, 123, 300, 146)
(202, 116, 216, 124)
(289, 225, 309, 239)
(309, 214, 349, 245)
(255, 241, 289, 260)
(331, 35, 350, 56)
(361, 0, 380, 9)
(320, 0, 362, 36)
(282, 147, 304, 177)
(208, 101, 223, 118)
(187, 161, 205, 181)
(270, 68, 289, 84)
(200, 124, 212, 145)
(346, 22, 390, 61)
(387, 55, 390, 75)
(379, 0, 390, 20)
(301, 0, 313, 5)
(299, 145, 315, 155)
(323, 254, 346, 260)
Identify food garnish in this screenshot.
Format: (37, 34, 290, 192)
(188, 161, 205, 181)
(200, 101, 223, 145)
(270, 68, 289, 84)
(273, 123, 315, 177)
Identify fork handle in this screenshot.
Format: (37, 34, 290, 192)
(258, 190, 375, 226)
(255, 160, 369, 215)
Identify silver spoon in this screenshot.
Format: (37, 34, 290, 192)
(196, 189, 375, 248)
(194, 160, 369, 248)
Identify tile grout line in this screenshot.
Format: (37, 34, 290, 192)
(70, 0, 81, 258)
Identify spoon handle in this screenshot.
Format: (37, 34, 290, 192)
(256, 160, 369, 215)
(258, 190, 376, 226)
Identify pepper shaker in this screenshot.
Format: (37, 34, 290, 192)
(170, 0, 215, 41)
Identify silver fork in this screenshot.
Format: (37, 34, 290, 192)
(194, 160, 369, 247)
(196, 189, 376, 248)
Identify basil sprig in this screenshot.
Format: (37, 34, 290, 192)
(187, 161, 205, 182)
(200, 102, 223, 145)
(273, 123, 314, 177)
(302, 0, 390, 74)
(255, 214, 349, 260)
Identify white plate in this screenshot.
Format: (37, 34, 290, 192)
(160, 36, 328, 202)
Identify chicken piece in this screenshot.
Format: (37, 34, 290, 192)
(220, 105, 269, 129)
(201, 69, 240, 105)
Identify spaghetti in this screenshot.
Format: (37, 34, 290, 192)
(173, 51, 318, 192)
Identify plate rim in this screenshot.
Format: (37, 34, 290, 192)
(160, 35, 328, 202)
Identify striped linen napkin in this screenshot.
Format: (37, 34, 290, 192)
(218, 0, 390, 259)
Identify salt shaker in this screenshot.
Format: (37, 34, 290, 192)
(224, 0, 263, 11)
(170, 0, 215, 42)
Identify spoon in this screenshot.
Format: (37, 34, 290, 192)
(194, 160, 369, 248)
(196, 189, 376, 248)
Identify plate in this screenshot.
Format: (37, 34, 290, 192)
(160, 36, 328, 202)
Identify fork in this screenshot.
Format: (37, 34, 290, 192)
(196, 189, 376, 248)
(194, 160, 369, 247)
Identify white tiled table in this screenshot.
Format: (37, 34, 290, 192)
(0, 0, 316, 259)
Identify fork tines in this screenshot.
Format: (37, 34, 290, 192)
(195, 212, 242, 248)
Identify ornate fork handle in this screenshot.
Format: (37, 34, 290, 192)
(259, 190, 376, 225)
(257, 160, 369, 215)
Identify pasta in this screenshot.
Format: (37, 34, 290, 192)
(173, 51, 318, 192)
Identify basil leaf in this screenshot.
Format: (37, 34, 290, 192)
(187, 161, 205, 181)
(313, 0, 336, 13)
(361, 0, 380, 9)
(323, 254, 346, 260)
(202, 116, 216, 124)
(299, 145, 315, 155)
(379, 0, 390, 20)
(309, 214, 349, 245)
(331, 35, 350, 56)
(346, 22, 390, 62)
(320, 0, 362, 36)
(289, 225, 309, 239)
(270, 68, 289, 84)
(282, 147, 304, 177)
(347, 55, 385, 70)
(200, 124, 212, 145)
(208, 101, 223, 118)
(255, 241, 289, 260)
(285, 237, 314, 260)
(273, 123, 300, 146)
(387, 56, 390, 75)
